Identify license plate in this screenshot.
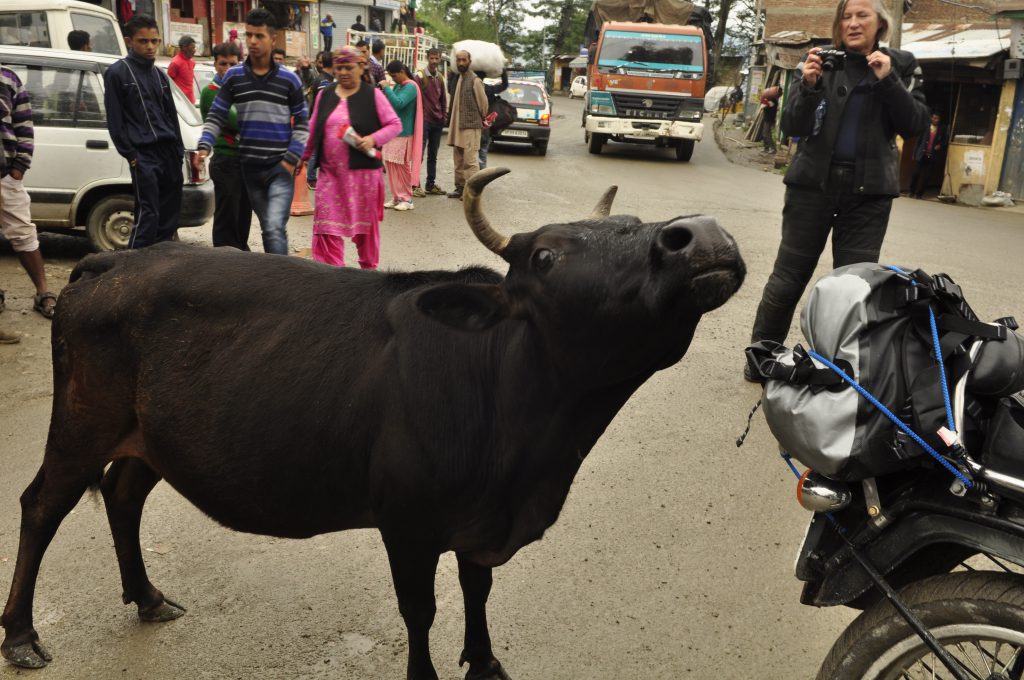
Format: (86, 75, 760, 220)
(503, 130, 529, 138)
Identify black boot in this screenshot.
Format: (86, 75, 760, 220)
(447, 186, 464, 200)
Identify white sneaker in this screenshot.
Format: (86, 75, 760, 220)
(394, 201, 415, 211)
(384, 200, 397, 209)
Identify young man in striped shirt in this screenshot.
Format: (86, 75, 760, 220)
(194, 8, 308, 255)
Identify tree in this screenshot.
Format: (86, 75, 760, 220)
(531, 0, 588, 56)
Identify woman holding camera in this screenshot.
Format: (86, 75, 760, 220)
(746, 0, 929, 378)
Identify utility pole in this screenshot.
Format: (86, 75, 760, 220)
(890, 0, 904, 49)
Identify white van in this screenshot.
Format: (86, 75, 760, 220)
(0, 46, 213, 250)
(0, 0, 125, 57)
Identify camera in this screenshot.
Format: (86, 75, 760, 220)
(818, 49, 846, 72)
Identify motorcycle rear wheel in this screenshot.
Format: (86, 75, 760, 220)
(818, 571, 1024, 680)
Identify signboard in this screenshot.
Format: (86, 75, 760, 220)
(170, 21, 206, 54)
(376, 0, 401, 9)
(285, 30, 308, 58)
(963, 149, 985, 178)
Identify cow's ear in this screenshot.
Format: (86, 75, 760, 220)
(415, 283, 510, 332)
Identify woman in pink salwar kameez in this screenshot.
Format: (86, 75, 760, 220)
(302, 47, 401, 268)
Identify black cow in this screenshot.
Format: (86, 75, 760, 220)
(1, 168, 744, 679)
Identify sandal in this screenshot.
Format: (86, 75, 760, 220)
(33, 292, 57, 319)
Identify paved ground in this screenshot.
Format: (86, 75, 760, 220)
(0, 98, 1022, 679)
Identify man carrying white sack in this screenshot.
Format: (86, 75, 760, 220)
(446, 49, 487, 201)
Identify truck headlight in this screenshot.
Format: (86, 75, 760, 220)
(589, 92, 615, 116)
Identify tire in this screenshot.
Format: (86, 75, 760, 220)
(534, 141, 548, 156)
(588, 132, 605, 155)
(86, 195, 135, 251)
(817, 571, 1024, 680)
(674, 139, 695, 161)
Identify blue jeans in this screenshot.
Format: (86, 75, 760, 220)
(242, 161, 293, 255)
(422, 120, 444, 188)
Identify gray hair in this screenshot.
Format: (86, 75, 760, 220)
(830, 0, 892, 48)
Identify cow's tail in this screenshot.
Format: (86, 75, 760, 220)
(70, 251, 120, 284)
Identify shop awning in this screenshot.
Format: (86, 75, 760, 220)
(568, 55, 588, 69)
(901, 22, 1012, 62)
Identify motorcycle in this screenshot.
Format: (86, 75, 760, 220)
(786, 340, 1024, 679)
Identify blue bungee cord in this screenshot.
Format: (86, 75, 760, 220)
(885, 265, 957, 434)
(806, 348, 973, 488)
(928, 308, 957, 433)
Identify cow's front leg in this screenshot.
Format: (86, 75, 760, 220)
(383, 536, 441, 680)
(457, 554, 511, 680)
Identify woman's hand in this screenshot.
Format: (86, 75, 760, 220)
(867, 51, 892, 80)
(803, 48, 823, 88)
(356, 134, 375, 152)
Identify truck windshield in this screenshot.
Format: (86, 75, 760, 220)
(597, 30, 703, 72)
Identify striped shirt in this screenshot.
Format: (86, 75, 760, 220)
(199, 59, 309, 166)
(0, 66, 33, 176)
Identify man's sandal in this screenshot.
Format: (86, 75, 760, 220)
(33, 292, 57, 319)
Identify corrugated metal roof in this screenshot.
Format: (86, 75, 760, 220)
(901, 22, 1011, 61)
(765, 30, 813, 46)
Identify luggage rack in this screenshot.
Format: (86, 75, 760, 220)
(953, 339, 1024, 498)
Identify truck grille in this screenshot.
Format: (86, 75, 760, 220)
(611, 93, 681, 120)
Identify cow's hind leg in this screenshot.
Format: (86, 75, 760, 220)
(100, 458, 185, 623)
(457, 554, 511, 680)
(1, 463, 100, 668)
(383, 536, 441, 680)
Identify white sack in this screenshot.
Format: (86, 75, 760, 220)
(452, 40, 505, 77)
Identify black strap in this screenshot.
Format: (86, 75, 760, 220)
(935, 313, 1006, 341)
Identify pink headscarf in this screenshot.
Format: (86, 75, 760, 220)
(333, 46, 362, 66)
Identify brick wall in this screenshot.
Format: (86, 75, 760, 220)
(905, 0, 991, 23)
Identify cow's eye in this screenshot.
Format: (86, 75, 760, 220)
(532, 248, 555, 274)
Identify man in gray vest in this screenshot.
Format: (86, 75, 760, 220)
(446, 50, 487, 200)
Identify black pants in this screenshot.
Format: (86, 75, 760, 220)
(909, 156, 934, 197)
(210, 153, 252, 250)
(322, 34, 332, 52)
(763, 113, 777, 152)
(751, 165, 893, 344)
(129, 143, 183, 249)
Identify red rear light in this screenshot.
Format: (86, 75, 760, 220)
(539, 113, 550, 127)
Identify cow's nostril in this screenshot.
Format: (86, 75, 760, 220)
(659, 225, 693, 253)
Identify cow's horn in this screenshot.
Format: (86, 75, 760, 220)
(464, 167, 512, 257)
(589, 186, 618, 218)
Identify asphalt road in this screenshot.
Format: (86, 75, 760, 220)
(1, 97, 1023, 680)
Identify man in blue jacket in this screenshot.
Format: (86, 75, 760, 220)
(103, 14, 184, 249)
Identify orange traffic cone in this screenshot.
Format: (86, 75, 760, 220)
(291, 165, 313, 216)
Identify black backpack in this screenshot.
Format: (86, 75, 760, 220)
(746, 264, 1024, 481)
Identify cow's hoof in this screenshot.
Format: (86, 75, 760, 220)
(138, 597, 186, 623)
(1, 639, 53, 668)
(464, 658, 512, 680)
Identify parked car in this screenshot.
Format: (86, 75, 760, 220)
(0, 46, 214, 251)
(569, 75, 587, 99)
(489, 79, 551, 156)
(192, 62, 216, 102)
(0, 0, 125, 56)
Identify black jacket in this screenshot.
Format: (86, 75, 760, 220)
(913, 123, 948, 161)
(781, 47, 929, 197)
(103, 51, 184, 163)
